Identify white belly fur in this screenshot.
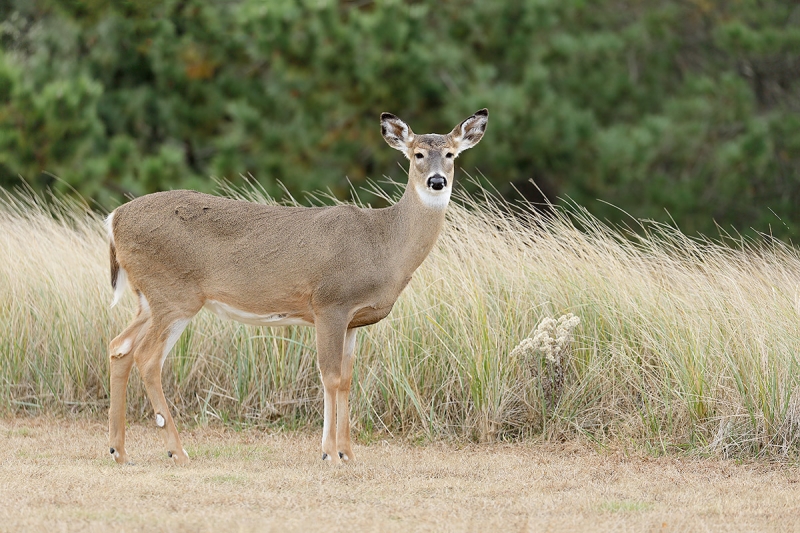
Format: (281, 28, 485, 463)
(204, 299, 312, 327)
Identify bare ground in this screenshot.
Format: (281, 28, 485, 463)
(1, 417, 798, 532)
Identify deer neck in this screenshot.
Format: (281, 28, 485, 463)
(383, 177, 449, 275)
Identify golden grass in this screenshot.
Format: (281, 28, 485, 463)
(2, 184, 800, 457)
(1, 417, 799, 532)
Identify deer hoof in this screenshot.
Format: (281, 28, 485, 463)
(321, 452, 342, 465)
(169, 449, 190, 466)
(110, 447, 127, 464)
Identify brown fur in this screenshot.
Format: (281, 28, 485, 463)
(106, 109, 488, 466)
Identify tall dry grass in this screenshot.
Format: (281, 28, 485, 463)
(2, 183, 800, 458)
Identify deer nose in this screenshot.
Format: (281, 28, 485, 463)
(427, 175, 447, 191)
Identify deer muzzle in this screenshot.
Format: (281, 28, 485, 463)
(427, 175, 447, 191)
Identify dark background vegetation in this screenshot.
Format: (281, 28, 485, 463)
(1, 0, 799, 239)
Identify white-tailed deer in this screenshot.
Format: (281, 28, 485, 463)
(106, 109, 488, 465)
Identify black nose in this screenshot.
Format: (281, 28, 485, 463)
(427, 175, 447, 191)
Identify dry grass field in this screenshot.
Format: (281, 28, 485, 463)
(4, 186, 800, 531)
(1, 417, 799, 533)
(5, 186, 800, 457)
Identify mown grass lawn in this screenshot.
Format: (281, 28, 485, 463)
(1, 417, 798, 532)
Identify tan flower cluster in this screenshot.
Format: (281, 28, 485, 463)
(510, 313, 581, 410)
(530, 313, 581, 364)
(510, 313, 581, 363)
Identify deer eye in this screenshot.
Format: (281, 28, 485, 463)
(445, 152, 454, 159)
(414, 153, 424, 159)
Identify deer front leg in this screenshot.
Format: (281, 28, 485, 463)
(315, 313, 349, 465)
(108, 313, 150, 464)
(321, 375, 340, 464)
(135, 317, 191, 466)
(336, 328, 357, 463)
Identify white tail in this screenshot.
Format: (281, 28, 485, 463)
(105, 109, 488, 466)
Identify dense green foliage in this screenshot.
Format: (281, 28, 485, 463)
(1, 0, 799, 238)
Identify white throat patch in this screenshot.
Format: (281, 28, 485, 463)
(414, 183, 451, 210)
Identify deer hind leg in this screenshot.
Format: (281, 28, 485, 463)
(315, 313, 349, 465)
(336, 328, 357, 463)
(134, 312, 193, 466)
(108, 294, 151, 464)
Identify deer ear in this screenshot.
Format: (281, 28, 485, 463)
(381, 113, 415, 157)
(449, 108, 488, 155)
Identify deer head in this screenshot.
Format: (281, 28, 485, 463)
(381, 109, 489, 209)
